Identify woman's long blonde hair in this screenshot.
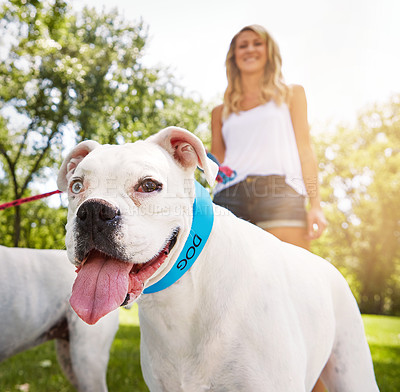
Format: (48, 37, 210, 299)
(223, 24, 290, 118)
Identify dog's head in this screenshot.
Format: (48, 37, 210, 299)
(57, 127, 218, 324)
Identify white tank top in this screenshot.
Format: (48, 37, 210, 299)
(214, 101, 306, 195)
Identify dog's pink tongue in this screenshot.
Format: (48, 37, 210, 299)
(70, 255, 132, 325)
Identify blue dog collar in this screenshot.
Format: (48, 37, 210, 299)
(143, 181, 214, 294)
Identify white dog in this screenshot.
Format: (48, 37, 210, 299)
(57, 126, 379, 391)
(0, 245, 119, 392)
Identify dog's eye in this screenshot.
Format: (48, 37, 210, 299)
(137, 179, 161, 193)
(71, 180, 84, 194)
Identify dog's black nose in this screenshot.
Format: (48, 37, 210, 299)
(74, 199, 125, 262)
(77, 199, 120, 227)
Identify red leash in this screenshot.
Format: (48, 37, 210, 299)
(0, 190, 62, 211)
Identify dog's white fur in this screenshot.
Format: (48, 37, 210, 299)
(58, 127, 379, 391)
(0, 245, 119, 392)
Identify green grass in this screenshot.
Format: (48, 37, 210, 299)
(0, 308, 399, 391)
(363, 315, 400, 392)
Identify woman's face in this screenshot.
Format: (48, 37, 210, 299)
(234, 30, 268, 76)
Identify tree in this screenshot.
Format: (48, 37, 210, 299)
(0, 0, 208, 247)
(312, 95, 400, 315)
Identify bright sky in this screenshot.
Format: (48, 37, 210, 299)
(73, 0, 400, 130)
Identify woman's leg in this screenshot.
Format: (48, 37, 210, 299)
(266, 226, 326, 392)
(266, 226, 310, 250)
(311, 378, 326, 392)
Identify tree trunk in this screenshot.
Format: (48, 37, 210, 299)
(13, 205, 21, 247)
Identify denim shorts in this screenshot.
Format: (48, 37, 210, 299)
(213, 175, 307, 229)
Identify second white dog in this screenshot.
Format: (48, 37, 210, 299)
(57, 126, 379, 391)
(0, 245, 119, 392)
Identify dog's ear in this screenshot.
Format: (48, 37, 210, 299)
(150, 127, 218, 186)
(57, 141, 100, 192)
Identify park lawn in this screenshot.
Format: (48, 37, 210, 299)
(363, 314, 400, 391)
(0, 307, 399, 392)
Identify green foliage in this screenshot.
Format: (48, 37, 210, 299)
(0, 0, 208, 246)
(312, 95, 400, 315)
(0, 196, 66, 249)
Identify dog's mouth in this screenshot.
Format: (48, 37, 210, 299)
(69, 228, 179, 325)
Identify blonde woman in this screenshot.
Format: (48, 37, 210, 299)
(212, 24, 326, 249)
(211, 24, 327, 391)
